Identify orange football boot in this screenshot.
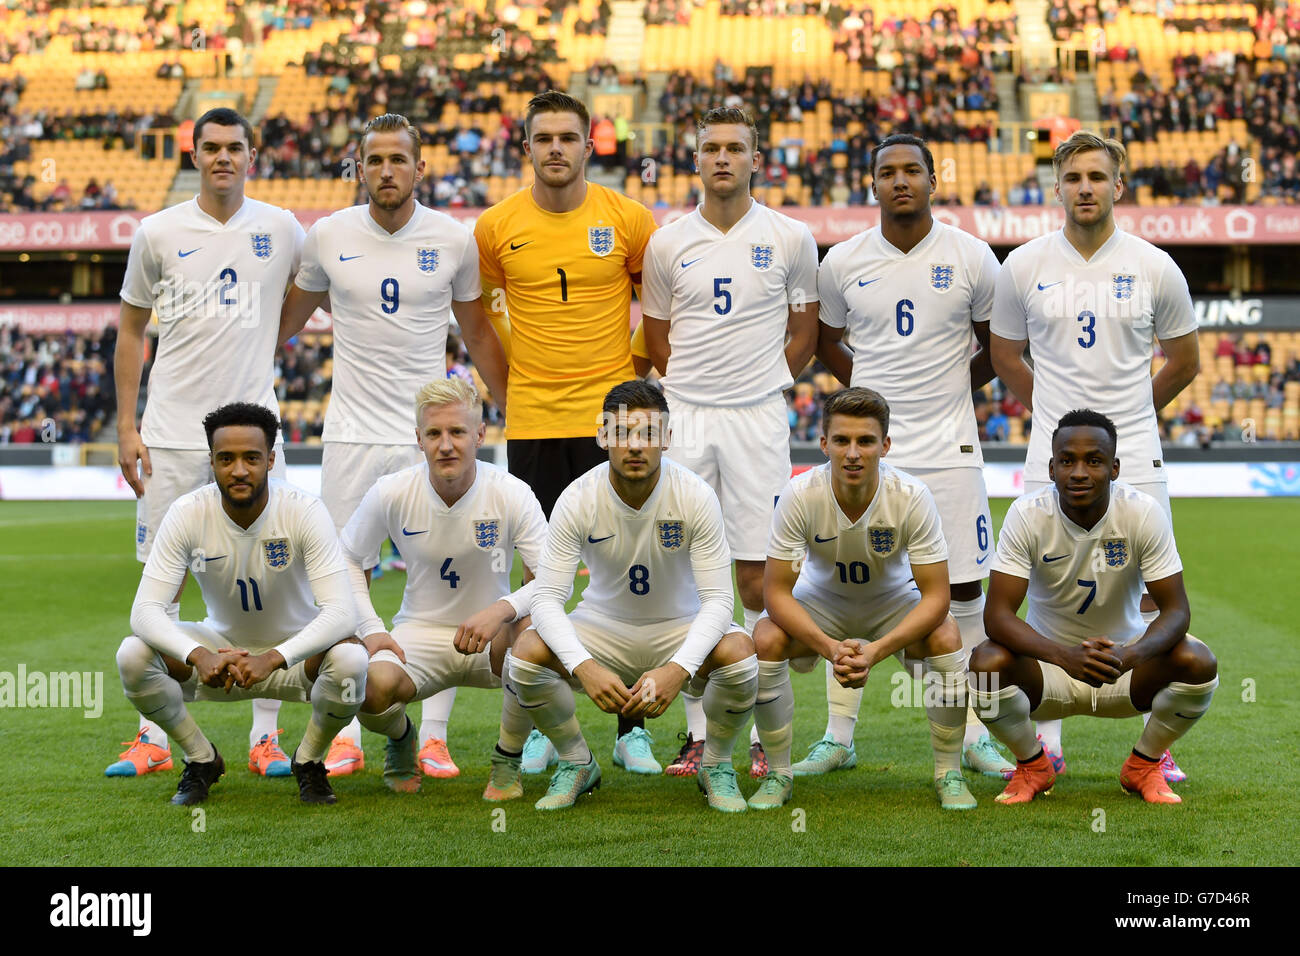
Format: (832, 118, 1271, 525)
(995, 749, 1057, 804)
(1121, 752, 1182, 804)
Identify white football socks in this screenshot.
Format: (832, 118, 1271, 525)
(250, 697, 282, 749)
(419, 685, 458, 744)
(1136, 677, 1218, 758)
(970, 678, 1041, 762)
(682, 691, 707, 740)
(508, 656, 590, 764)
(824, 663, 861, 745)
(299, 643, 368, 763)
(754, 659, 795, 777)
(700, 656, 758, 766)
(497, 652, 535, 754)
(117, 636, 208, 762)
(924, 650, 967, 778)
(950, 595, 993, 749)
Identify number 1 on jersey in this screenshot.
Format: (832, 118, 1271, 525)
(556, 268, 568, 302)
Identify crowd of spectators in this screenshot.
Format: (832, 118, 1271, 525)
(0, 327, 115, 444)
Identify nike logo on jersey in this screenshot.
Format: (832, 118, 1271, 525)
(814, 534, 838, 543)
(681, 257, 703, 268)
(202, 555, 227, 564)
(401, 527, 428, 536)
(976, 554, 990, 565)
(1037, 281, 1062, 291)
(339, 254, 363, 261)
(587, 534, 615, 543)
(857, 277, 881, 287)
(510, 240, 531, 250)
(178, 248, 200, 257)
(1042, 553, 1069, 563)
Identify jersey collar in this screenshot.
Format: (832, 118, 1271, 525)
(365, 202, 425, 240)
(1055, 224, 1124, 267)
(875, 218, 940, 259)
(1053, 484, 1115, 539)
(424, 460, 482, 512)
(693, 197, 758, 238)
(190, 195, 249, 230)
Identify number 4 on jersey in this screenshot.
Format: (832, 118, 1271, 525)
(440, 557, 460, 588)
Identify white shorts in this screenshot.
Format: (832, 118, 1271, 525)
(172, 621, 331, 703)
(664, 394, 790, 561)
(1024, 479, 1172, 526)
(774, 585, 922, 673)
(557, 605, 696, 688)
(1030, 658, 1138, 720)
(369, 622, 500, 700)
(136, 444, 286, 561)
(321, 442, 423, 564)
(909, 467, 992, 584)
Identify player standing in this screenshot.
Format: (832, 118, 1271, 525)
(338, 378, 548, 798)
(279, 113, 509, 779)
(510, 381, 759, 812)
(115, 403, 366, 806)
(989, 130, 1201, 781)
(475, 91, 660, 774)
(815, 133, 1013, 780)
(970, 410, 1217, 804)
(749, 388, 975, 810)
(109, 107, 303, 780)
(640, 106, 819, 779)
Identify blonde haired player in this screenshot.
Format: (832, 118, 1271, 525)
(279, 112, 509, 779)
(339, 378, 548, 798)
(989, 130, 1201, 783)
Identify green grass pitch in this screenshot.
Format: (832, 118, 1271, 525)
(0, 497, 1295, 866)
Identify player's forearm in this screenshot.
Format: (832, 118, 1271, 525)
(985, 607, 1067, 668)
(1123, 607, 1191, 671)
(1151, 358, 1199, 412)
(113, 323, 146, 434)
(529, 595, 592, 674)
(503, 579, 537, 621)
(459, 322, 509, 410)
(670, 584, 734, 677)
(130, 580, 200, 663)
(970, 346, 996, 391)
(814, 336, 853, 387)
(277, 570, 358, 668)
(868, 593, 948, 663)
(345, 558, 385, 638)
(765, 589, 838, 659)
(990, 338, 1034, 411)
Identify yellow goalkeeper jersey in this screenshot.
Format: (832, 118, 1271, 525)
(476, 182, 656, 439)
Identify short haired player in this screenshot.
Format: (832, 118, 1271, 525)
(815, 132, 1013, 781)
(749, 387, 976, 810)
(279, 112, 509, 779)
(989, 130, 1201, 782)
(970, 410, 1217, 804)
(508, 380, 760, 812)
(338, 378, 549, 800)
(115, 403, 366, 806)
(475, 90, 660, 773)
(110, 107, 303, 780)
(640, 106, 819, 779)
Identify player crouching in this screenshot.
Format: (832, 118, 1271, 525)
(115, 403, 366, 806)
(751, 388, 976, 811)
(340, 379, 548, 797)
(971, 410, 1218, 805)
(511, 381, 759, 812)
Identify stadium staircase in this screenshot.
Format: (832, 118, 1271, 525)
(163, 169, 200, 210)
(249, 76, 280, 125)
(1012, 0, 1058, 72)
(605, 1, 649, 75)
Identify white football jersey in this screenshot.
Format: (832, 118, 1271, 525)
(818, 221, 999, 469)
(534, 457, 732, 624)
(993, 482, 1183, 647)
(641, 201, 819, 406)
(991, 228, 1197, 484)
(141, 480, 349, 655)
(769, 461, 948, 614)
(294, 204, 481, 444)
(340, 460, 548, 630)
(120, 197, 304, 450)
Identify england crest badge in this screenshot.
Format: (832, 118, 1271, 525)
(930, 263, 955, 292)
(417, 248, 439, 274)
(1112, 274, 1136, 301)
(1101, 537, 1129, 568)
(473, 519, 500, 550)
(251, 233, 272, 260)
(657, 520, 684, 550)
(262, 537, 291, 570)
(869, 526, 896, 554)
(588, 225, 615, 256)
(750, 243, 775, 270)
